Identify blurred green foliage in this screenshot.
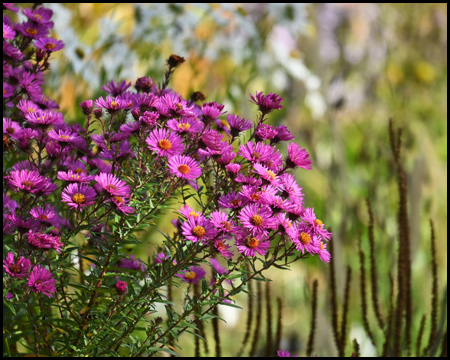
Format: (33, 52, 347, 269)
(42, 3, 446, 356)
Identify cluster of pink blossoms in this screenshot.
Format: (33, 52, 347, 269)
(3, 2, 331, 303)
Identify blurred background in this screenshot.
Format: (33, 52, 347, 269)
(41, 3, 447, 356)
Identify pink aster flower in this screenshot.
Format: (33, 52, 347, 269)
(30, 205, 58, 225)
(238, 141, 277, 163)
(146, 128, 184, 157)
(102, 80, 132, 96)
(273, 125, 294, 142)
(25, 109, 64, 126)
(238, 203, 277, 236)
(301, 208, 332, 240)
(235, 231, 271, 257)
(28, 230, 64, 253)
(218, 191, 249, 209)
(225, 163, 241, 175)
(57, 170, 94, 183)
(210, 211, 237, 234)
(6, 169, 49, 194)
(317, 241, 331, 263)
(28, 265, 56, 297)
(279, 173, 304, 204)
(290, 222, 320, 255)
(157, 92, 195, 118)
(286, 143, 312, 170)
(139, 111, 159, 127)
(95, 95, 133, 113)
(213, 239, 234, 260)
(3, 252, 31, 278)
(253, 162, 280, 186)
(181, 216, 217, 243)
(3, 23, 15, 39)
(95, 172, 131, 197)
(17, 99, 40, 115)
(178, 204, 203, 220)
(3, 117, 22, 140)
(166, 117, 203, 136)
(176, 265, 206, 284)
(34, 37, 64, 52)
(110, 195, 135, 214)
(167, 155, 202, 180)
(250, 91, 283, 114)
(225, 113, 252, 137)
(201, 101, 225, 123)
(16, 21, 49, 38)
(61, 183, 96, 212)
(47, 128, 82, 146)
(255, 124, 277, 141)
(22, 7, 54, 26)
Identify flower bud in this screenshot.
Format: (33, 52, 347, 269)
(80, 100, 94, 116)
(116, 280, 127, 295)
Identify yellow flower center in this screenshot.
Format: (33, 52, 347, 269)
(319, 242, 325, 250)
(27, 107, 35, 113)
(221, 221, 232, 231)
(178, 123, 190, 132)
(106, 184, 117, 192)
(26, 28, 38, 35)
(22, 180, 34, 188)
(10, 264, 21, 273)
(39, 214, 48, 220)
(250, 193, 260, 201)
(230, 199, 241, 207)
(251, 151, 261, 160)
(189, 211, 199, 218)
(113, 196, 123, 204)
(300, 232, 311, 245)
(314, 219, 323, 227)
(245, 236, 259, 248)
(250, 215, 264, 226)
(266, 170, 275, 180)
(60, 135, 69, 141)
(45, 43, 56, 50)
(111, 101, 118, 109)
(216, 241, 226, 251)
(72, 193, 86, 204)
(75, 168, 84, 174)
(192, 226, 206, 238)
(185, 271, 196, 280)
(177, 164, 190, 174)
(158, 139, 172, 150)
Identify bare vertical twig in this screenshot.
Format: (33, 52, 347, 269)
(382, 274, 395, 357)
(340, 266, 352, 356)
(212, 306, 221, 357)
(352, 338, 360, 357)
(425, 219, 439, 356)
(329, 236, 340, 353)
(358, 236, 376, 348)
(366, 198, 384, 330)
(249, 282, 263, 357)
(416, 314, 427, 357)
(307, 279, 318, 356)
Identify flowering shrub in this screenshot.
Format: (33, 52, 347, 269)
(3, 3, 331, 357)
